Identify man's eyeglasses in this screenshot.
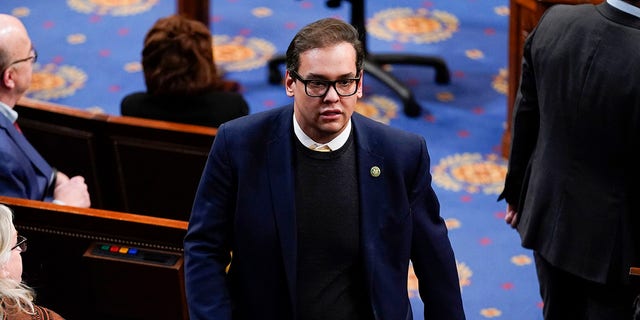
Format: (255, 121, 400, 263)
(289, 69, 360, 97)
(1, 49, 38, 73)
(11, 235, 27, 253)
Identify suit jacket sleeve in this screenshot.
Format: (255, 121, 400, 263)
(499, 24, 541, 208)
(184, 123, 235, 320)
(410, 136, 466, 319)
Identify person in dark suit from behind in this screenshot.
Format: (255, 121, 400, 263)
(120, 14, 249, 128)
(184, 17, 465, 320)
(0, 204, 64, 320)
(0, 14, 90, 208)
(499, 0, 640, 318)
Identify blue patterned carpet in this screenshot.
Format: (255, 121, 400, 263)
(1, 0, 543, 319)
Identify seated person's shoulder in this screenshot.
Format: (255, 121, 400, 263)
(210, 91, 250, 114)
(4, 305, 65, 320)
(120, 92, 148, 113)
(36, 305, 65, 320)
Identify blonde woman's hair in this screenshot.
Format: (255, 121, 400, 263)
(0, 204, 35, 317)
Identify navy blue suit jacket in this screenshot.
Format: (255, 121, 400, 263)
(184, 106, 465, 319)
(0, 114, 54, 201)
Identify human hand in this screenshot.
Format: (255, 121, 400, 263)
(505, 203, 518, 229)
(53, 173, 91, 208)
(55, 171, 70, 185)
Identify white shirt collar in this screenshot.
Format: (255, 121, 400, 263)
(0, 100, 18, 124)
(608, 0, 640, 18)
(293, 113, 351, 152)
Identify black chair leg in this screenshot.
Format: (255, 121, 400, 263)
(268, 55, 286, 84)
(363, 60, 423, 117)
(369, 54, 451, 85)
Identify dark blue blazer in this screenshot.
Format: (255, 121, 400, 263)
(0, 114, 54, 201)
(184, 106, 465, 320)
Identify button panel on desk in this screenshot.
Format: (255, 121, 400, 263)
(91, 243, 179, 266)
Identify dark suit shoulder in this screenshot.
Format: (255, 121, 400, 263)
(206, 106, 292, 163)
(541, 2, 640, 30)
(352, 112, 424, 146)
(120, 91, 147, 113)
(120, 91, 250, 127)
(221, 105, 291, 131)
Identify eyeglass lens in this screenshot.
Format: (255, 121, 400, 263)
(291, 70, 359, 97)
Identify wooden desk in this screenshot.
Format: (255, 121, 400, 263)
(501, 0, 603, 158)
(0, 196, 188, 319)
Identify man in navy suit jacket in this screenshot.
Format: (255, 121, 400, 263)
(184, 18, 465, 319)
(500, 1, 640, 318)
(0, 14, 89, 207)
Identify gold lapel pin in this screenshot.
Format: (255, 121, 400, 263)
(370, 166, 381, 177)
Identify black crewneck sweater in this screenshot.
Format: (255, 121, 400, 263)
(294, 132, 372, 320)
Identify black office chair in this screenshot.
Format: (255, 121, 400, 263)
(267, 0, 450, 117)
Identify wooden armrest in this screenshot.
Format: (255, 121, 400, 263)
(0, 195, 188, 230)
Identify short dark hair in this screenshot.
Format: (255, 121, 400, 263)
(285, 17, 363, 74)
(141, 15, 220, 95)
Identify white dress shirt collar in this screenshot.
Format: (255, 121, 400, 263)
(0, 101, 18, 124)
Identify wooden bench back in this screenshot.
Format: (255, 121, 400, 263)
(14, 98, 216, 220)
(14, 100, 109, 207)
(0, 195, 189, 319)
(104, 115, 214, 219)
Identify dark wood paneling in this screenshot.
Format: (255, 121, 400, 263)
(14, 97, 216, 221)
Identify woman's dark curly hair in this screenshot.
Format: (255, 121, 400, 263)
(142, 15, 222, 95)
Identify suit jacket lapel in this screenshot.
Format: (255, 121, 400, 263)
(0, 116, 52, 182)
(266, 107, 298, 311)
(351, 113, 387, 289)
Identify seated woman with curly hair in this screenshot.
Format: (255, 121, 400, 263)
(121, 15, 249, 128)
(0, 204, 63, 320)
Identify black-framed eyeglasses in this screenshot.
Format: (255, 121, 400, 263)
(11, 235, 27, 253)
(289, 69, 360, 97)
(1, 49, 38, 74)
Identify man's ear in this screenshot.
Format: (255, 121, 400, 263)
(284, 70, 295, 97)
(356, 70, 364, 98)
(2, 69, 15, 89)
